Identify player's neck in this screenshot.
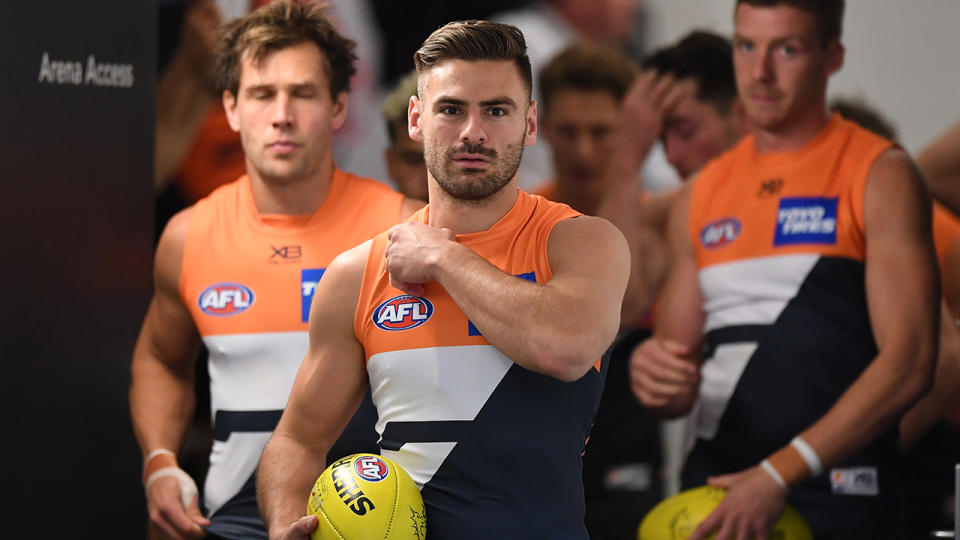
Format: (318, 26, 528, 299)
(247, 160, 335, 216)
(426, 178, 520, 234)
(753, 107, 832, 153)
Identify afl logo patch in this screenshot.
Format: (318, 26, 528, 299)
(353, 455, 389, 482)
(700, 218, 742, 249)
(198, 283, 255, 316)
(373, 295, 433, 331)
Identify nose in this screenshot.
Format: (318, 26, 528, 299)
(271, 93, 293, 129)
(460, 111, 486, 145)
(752, 47, 775, 83)
(663, 134, 686, 176)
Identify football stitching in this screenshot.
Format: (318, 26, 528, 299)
(382, 464, 400, 539)
(318, 505, 347, 540)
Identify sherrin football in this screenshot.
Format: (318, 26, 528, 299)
(308, 453, 426, 540)
(638, 485, 813, 540)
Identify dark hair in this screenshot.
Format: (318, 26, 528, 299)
(643, 30, 736, 115)
(736, 0, 844, 46)
(382, 70, 419, 144)
(831, 97, 898, 141)
(214, 0, 357, 98)
(413, 20, 532, 100)
(538, 41, 637, 113)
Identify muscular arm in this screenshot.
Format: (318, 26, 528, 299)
(387, 216, 629, 382)
(918, 120, 960, 215)
(630, 182, 706, 418)
(258, 243, 370, 537)
(130, 208, 201, 462)
(795, 148, 938, 472)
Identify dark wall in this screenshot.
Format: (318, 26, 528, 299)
(0, 2, 155, 538)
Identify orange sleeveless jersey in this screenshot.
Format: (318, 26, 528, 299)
(353, 191, 602, 538)
(932, 201, 960, 278)
(686, 114, 901, 533)
(178, 170, 403, 523)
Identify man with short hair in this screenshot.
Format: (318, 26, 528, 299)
(630, 1, 939, 539)
(257, 19, 630, 540)
(381, 70, 428, 200)
(129, 2, 421, 538)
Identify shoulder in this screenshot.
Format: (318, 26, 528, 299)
(548, 215, 629, 261)
(155, 206, 195, 294)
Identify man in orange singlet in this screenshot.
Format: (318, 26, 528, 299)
(256, 20, 630, 540)
(629, 1, 939, 539)
(129, 3, 421, 539)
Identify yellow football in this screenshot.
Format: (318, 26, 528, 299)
(637, 485, 813, 540)
(307, 453, 426, 540)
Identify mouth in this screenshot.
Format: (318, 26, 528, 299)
(452, 154, 490, 167)
(268, 141, 300, 154)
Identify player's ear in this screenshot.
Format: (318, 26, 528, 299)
(409, 95, 424, 142)
(331, 91, 349, 131)
(824, 39, 844, 77)
(223, 90, 240, 132)
(523, 100, 538, 147)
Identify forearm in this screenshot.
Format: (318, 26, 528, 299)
(769, 348, 934, 485)
(258, 430, 327, 534)
(130, 352, 196, 456)
(597, 180, 652, 325)
(435, 243, 618, 381)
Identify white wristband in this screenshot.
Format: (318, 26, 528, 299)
(144, 466, 199, 508)
(760, 459, 787, 490)
(791, 436, 823, 477)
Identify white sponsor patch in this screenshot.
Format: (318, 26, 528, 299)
(830, 466, 879, 496)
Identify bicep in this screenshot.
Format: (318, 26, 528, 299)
(864, 149, 939, 351)
(275, 247, 369, 450)
(545, 216, 631, 322)
(654, 183, 705, 351)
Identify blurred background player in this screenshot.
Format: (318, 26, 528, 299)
(630, 1, 939, 538)
(381, 69, 428, 201)
(257, 19, 630, 539)
(130, 2, 421, 539)
(534, 40, 663, 539)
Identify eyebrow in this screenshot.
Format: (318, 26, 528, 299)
(434, 96, 518, 109)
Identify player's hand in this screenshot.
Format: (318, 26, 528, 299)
(688, 466, 788, 540)
(268, 515, 318, 540)
(385, 222, 456, 296)
(629, 337, 699, 409)
(146, 475, 210, 540)
(617, 70, 695, 172)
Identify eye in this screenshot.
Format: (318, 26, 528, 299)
(488, 107, 507, 117)
(735, 39, 754, 53)
(440, 106, 460, 115)
(250, 89, 273, 100)
(293, 87, 318, 99)
(779, 44, 798, 56)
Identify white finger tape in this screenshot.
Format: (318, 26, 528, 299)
(144, 466, 199, 508)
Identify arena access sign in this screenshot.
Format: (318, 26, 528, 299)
(37, 52, 134, 88)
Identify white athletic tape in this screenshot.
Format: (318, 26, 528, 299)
(761, 459, 788, 490)
(791, 436, 823, 477)
(144, 466, 199, 509)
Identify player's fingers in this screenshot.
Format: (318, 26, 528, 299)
(185, 497, 211, 527)
(660, 78, 697, 114)
(707, 472, 738, 488)
(660, 338, 692, 357)
(689, 505, 724, 540)
(648, 73, 678, 110)
(294, 515, 319, 534)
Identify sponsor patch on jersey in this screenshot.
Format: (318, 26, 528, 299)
(198, 283, 254, 316)
(830, 466, 879, 496)
(468, 271, 536, 336)
(774, 197, 838, 246)
(373, 295, 434, 331)
(353, 455, 389, 482)
(301, 268, 326, 322)
(700, 218, 742, 249)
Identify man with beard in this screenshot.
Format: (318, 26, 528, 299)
(257, 19, 630, 540)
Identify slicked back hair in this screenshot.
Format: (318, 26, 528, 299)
(413, 20, 532, 101)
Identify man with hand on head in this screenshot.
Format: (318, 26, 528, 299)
(630, 1, 938, 539)
(129, 2, 421, 538)
(257, 19, 630, 540)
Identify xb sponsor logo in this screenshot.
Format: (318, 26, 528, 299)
(198, 283, 254, 316)
(757, 178, 784, 199)
(270, 244, 302, 263)
(700, 218, 741, 249)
